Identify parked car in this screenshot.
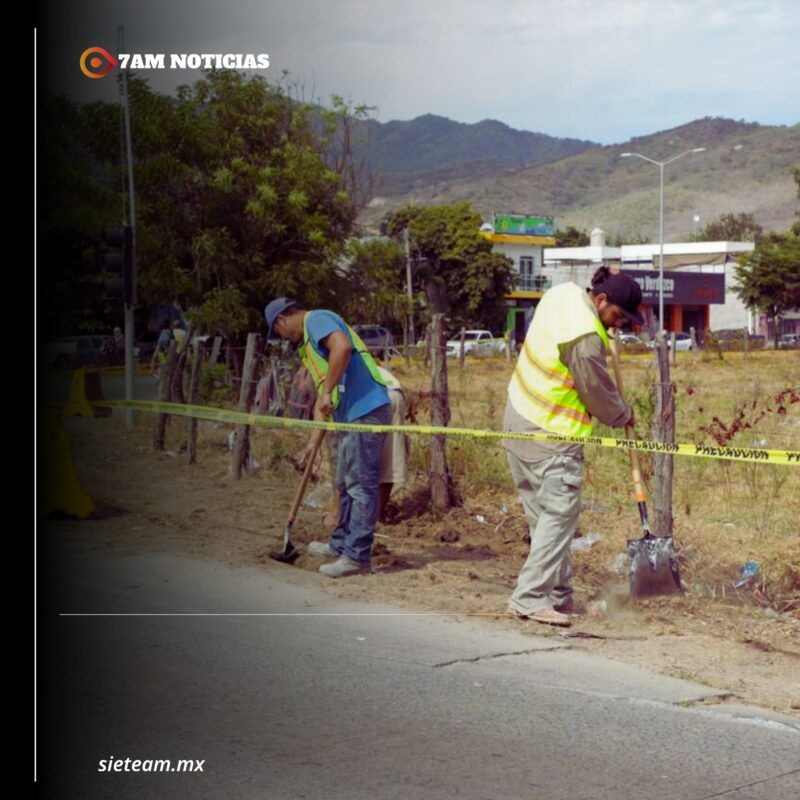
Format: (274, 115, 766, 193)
(445, 330, 504, 358)
(779, 333, 799, 349)
(618, 333, 644, 346)
(39, 335, 114, 370)
(352, 325, 394, 360)
(671, 332, 693, 352)
(647, 332, 693, 352)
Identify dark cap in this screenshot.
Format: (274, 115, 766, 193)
(593, 274, 644, 325)
(264, 297, 299, 339)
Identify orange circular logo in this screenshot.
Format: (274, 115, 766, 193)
(80, 47, 118, 79)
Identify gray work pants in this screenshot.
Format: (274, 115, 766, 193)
(507, 452, 584, 614)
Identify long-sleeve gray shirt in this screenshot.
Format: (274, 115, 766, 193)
(503, 301, 632, 462)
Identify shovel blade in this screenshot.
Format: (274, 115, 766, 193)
(266, 523, 300, 564)
(268, 543, 299, 564)
(627, 534, 682, 599)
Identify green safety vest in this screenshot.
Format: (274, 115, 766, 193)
(376, 365, 401, 391)
(507, 282, 609, 437)
(299, 313, 388, 409)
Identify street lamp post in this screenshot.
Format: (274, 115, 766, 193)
(620, 148, 706, 337)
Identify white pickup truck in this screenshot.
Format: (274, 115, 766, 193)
(445, 330, 505, 358)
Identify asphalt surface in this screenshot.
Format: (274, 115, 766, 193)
(38, 542, 800, 800)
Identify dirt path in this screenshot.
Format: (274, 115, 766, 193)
(47, 414, 800, 714)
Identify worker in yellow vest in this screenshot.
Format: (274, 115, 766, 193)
(265, 298, 391, 578)
(504, 267, 643, 627)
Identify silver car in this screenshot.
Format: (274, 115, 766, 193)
(779, 333, 799, 349)
(352, 325, 394, 360)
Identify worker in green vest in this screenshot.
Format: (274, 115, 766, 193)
(265, 298, 391, 578)
(504, 267, 643, 626)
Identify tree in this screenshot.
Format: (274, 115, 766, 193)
(555, 226, 589, 247)
(386, 202, 514, 332)
(147, 71, 372, 333)
(693, 212, 763, 243)
(337, 238, 409, 330)
(734, 232, 800, 348)
(38, 93, 124, 338)
(39, 72, 374, 338)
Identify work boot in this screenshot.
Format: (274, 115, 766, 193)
(307, 541, 338, 559)
(319, 556, 371, 579)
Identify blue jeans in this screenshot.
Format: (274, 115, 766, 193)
(329, 404, 391, 564)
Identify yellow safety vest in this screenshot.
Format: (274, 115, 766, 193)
(299, 313, 388, 409)
(507, 282, 609, 437)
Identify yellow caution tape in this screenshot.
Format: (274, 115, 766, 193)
(76, 399, 800, 466)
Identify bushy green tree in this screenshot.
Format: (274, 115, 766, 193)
(38, 94, 122, 337)
(734, 169, 800, 347)
(337, 238, 409, 330)
(39, 72, 373, 337)
(386, 202, 513, 332)
(555, 226, 589, 247)
(735, 232, 800, 347)
(693, 212, 763, 243)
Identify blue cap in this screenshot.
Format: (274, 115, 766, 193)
(264, 297, 298, 339)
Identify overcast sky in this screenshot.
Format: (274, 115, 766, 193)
(40, 0, 800, 144)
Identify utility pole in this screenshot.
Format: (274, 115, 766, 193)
(404, 228, 415, 349)
(118, 25, 137, 429)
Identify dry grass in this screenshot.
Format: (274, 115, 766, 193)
(185, 349, 799, 610)
(387, 350, 800, 609)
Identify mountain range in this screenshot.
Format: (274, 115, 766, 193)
(358, 115, 799, 241)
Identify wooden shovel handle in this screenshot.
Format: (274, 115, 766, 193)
(288, 429, 327, 523)
(608, 335, 647, 504)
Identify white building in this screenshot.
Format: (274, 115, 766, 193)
(539, 230, 755, 335)
(482, 221, 756, 337)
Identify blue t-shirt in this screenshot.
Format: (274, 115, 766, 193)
(303, 310, 390, 423)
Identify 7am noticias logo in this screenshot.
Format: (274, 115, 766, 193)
(79, 47, 269, 78)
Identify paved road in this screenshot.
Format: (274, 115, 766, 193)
(38, 542, 800, 799)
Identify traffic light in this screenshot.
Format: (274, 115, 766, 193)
(100, 225, 133, 304)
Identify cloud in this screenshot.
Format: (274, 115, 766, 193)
(40, 0, 800, 142)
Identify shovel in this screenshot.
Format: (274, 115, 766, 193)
(268, 429, 326, 564)
(608, 334, 682, 599)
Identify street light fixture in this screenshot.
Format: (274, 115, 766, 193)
(620, 147, 706, 335)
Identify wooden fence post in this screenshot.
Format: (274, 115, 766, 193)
(423, 325, 431, 368)
(209, 336, 222, 368)
(153, 341, 178, 451)
(430, 314, 453, 510)
(187, 339, 205, 464)
(652, 334, 675, 538)
(232, 333, 262, 479)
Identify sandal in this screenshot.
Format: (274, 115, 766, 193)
(508, 605, 571, 627)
